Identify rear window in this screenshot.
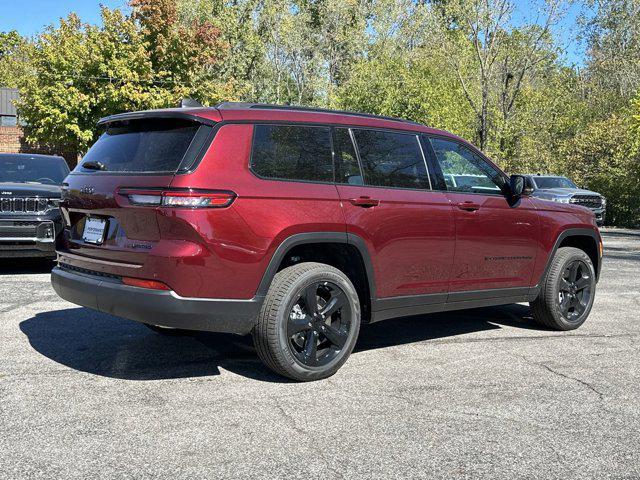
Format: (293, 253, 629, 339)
(79, 118, 208, 173)
(250, 125, 333, 182)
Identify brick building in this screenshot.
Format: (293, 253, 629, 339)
(0, 87, 77, 166)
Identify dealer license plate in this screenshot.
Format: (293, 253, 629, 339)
(82, 217, 107, 244)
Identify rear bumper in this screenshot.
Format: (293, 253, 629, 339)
(51, 266, 261, 335)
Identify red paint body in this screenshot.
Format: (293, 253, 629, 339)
(58, 106, 600, 303)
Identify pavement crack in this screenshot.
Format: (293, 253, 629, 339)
(538, 363, 605, 400)
(513, 354, 605, 401)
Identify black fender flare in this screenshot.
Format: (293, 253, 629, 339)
(255, 232, 377, 299)
(532, 227, 601, 295)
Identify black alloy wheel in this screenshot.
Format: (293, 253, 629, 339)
(253, 262, 361, 381)
(287, 281, 352, 367)
(530, 246, 597, 331)
(558, 259, 593, 322)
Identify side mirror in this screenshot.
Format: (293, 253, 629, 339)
(509, 175, 525, 198)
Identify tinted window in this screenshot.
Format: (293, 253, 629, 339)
(0, 155, 69, 185)
(533, 177, 576, 189)
(80, 118, 204, 173)
(333, 128, 363, 185)
(429, 138, 505, 193)
(352, 130, 430, 189)
(251, 125, 333, 182)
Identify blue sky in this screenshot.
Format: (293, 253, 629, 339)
(512, 0, 595, 66)
(0, 0, 592, 65)
(0, 0, 128, 36)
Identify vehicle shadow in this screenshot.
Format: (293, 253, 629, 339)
(354, 303, 539, 352)
(0, 258, 55, 275)
(19, 303, 540, 383)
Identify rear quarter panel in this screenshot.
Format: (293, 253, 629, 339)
(168, 123, 345, 299)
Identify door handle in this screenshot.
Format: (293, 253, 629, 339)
(457, 201, 480, 212)
(349, 196, 380, 208)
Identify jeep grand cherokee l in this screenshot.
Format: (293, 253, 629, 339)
(51, 103, 602, 381)
(1, 153, 69, 258)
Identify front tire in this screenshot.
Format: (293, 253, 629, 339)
(530, 247, 596, 330)
(253, 262, 361, 381)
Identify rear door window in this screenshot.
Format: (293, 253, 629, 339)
(333, 128, 363, 185)
(351, 130, 431, 189)
(251, 125, 333, 182)
(79, 118, 208, 173)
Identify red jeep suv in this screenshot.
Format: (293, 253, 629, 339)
(51, 102, 602, 381)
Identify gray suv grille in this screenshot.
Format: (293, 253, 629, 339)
(570, 195, 602, 209)
(0, 197, 49, 213)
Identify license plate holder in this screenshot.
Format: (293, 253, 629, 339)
(82, 217, 107, 245)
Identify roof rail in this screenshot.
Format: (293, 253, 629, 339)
(215, 102, 421, 125)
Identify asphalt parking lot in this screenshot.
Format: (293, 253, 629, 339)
(1, 229, 639, 479)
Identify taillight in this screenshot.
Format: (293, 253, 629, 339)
(117, 188, 236, 208)
(162, 191, 236, 207)
(122, 276, 170, 290)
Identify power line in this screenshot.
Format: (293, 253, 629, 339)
(26, 71, 198, 87)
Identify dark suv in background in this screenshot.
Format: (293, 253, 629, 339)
(523, 174, 606, 226)
(51, 103, 602, 381)
(0, 153, 69, 258)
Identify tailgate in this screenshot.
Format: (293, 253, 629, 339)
(58, 114, 216, 269)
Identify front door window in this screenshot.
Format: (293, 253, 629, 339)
(429, 137, 505, 195)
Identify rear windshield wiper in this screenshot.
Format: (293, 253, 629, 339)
(82, 161, 107, 171)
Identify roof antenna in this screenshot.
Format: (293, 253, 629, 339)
(178, 98, 202, 108)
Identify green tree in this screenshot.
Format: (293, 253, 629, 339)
(631, 93, 640, 152)
(495, 65, 592, 174)
(17, 11, 153, 153)
(0, 31, 29, 88)
(17, 3, 236, 154)
(176, 0, 265, 98)
(336, 53, 475, 140)
(437, 0, 564, 152)
(560, 111, 640, 227)
(581, 0, 640, 105)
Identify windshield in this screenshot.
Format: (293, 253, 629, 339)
(79, 118, 204, 173)
(0, 155, 70, 185)
(534, 177, 577, 189)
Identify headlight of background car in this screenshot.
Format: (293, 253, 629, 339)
(601, 197, 607, 207)
(48, 198, 61, 208)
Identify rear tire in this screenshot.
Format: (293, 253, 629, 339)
(253, 262, 361, 381)
(530, 247, 596, 330)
